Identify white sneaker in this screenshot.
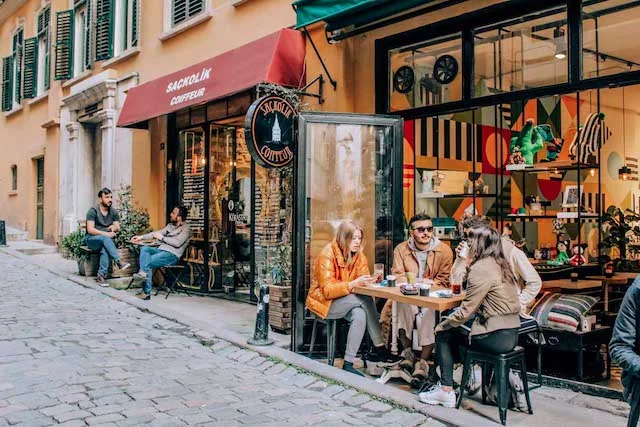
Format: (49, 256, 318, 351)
(99, 282, 110, 287)
(418, 383, 456, 408)
(465, 365, 483, 396)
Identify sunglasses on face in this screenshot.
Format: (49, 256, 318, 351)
(412, 226, 434, 233)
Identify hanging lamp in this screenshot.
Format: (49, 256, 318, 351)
(619, 86, 631, 181)
(554, 27, 567, 60)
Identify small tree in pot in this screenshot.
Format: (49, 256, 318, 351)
(110, 184, 151, 277)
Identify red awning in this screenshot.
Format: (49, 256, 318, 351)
(117, 28, 306, 128)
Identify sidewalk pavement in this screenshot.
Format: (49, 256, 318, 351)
(0, 241, 632, 426)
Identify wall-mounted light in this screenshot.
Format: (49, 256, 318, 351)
(589, 168, 596, 177)
(167, 159, 173, 173)
(554, 27, 567, 60)
(619, 165, 631, 181)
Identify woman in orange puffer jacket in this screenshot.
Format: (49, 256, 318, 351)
(306, 220, 402, 376)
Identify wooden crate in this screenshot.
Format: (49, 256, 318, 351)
(269, 284, 292, 333)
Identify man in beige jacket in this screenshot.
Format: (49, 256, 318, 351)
(382, 213, 453, 385)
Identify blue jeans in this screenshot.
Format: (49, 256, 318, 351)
(84, 235, 120, 276)
(139, 246, 179, 294)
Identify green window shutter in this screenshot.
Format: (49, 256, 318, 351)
(22, 37, 38, 99)
(85, 0, 93, 69)
(38, 8, 51, 90)
(44, 8, 51, 90)
(2, 57, 12, 112)
(131, 0, 139, 47)
(95, 0, 114, 61)
(55, 10, 74, 80)
(172, 0, 187, 26)
(13, 30, 23, 104)
(172, 0, 203, 27)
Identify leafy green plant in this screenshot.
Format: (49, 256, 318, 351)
(113, 184, 151, 251)
(600, 205, 640, 270)
(60, 230, 88, 261)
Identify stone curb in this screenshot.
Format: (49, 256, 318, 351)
(0, 246, 499, 427)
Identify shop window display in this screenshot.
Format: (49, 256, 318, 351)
(389, 33, 462, 112)
(583, 0, 640, 79)
(474, 8, 568, 97)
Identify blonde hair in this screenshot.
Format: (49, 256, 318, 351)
(335, 220, 363, 264)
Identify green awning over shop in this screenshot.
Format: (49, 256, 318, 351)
(293, 0, 435, 31)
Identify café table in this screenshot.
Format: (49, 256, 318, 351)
(587, 273, 638, 311)
(541, 278, 602, 291)
(353, 284, 465, 384)
(125, 239, 161, 290)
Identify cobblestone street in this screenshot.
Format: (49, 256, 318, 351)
(0, 252, 438, 427)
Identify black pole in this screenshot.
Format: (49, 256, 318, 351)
(0, 220, 6, 246)
(248, 282, 274, 346)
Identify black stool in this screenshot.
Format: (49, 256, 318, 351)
(457, 346, 533, 426)
(308, 316, 338, 366)
(518, 316, 543, 390)
(155, 264, 191, 299)
(308, 315, 370, 367)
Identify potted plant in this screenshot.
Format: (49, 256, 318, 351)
(110, 184, 151, 278)
(600, 205, 640, 272)
(59, 230, 96, 276)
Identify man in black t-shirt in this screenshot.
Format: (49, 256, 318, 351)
(84, 188, 130, 285)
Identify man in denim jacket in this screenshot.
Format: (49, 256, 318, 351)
(610, 276, 640, 427)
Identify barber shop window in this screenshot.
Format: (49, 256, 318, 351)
(583, 0, 640, 79)
(389, 33, 462, 112)
(474, 7, 568, 97)
(10, 165, 17, 192)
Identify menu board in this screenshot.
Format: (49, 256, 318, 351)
(182, 132, 205, 238)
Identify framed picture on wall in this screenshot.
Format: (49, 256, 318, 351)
(563, 185, 582, 208)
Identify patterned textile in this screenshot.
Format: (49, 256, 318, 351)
(530, 293, 599, 332)
(569, 112, 605, 163)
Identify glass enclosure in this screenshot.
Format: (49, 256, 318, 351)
(294, 113, 403, 353)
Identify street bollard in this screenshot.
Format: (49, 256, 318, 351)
(248, 282, 275, 346)
(0, 220, 6, 246)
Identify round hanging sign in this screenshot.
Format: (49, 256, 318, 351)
(245, 95, 297, 168)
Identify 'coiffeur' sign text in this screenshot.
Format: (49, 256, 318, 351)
(245, 95, 297, 168)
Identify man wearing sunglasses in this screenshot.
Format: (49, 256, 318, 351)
(381, 213, 453, 386)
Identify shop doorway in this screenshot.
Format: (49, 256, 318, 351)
(173, 120, 255, 303)
(35, 157, 44, 240)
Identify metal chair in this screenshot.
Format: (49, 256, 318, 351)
(457, 346, 533, 426)
(155, 263, 191, 299)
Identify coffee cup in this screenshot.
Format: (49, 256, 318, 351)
(419, 284, 431, 297)
(386, 275, 396, 287)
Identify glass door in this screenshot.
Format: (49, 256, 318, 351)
(293, 112, 404, 353)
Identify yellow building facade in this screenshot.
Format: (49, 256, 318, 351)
(0, 0, 296, 243)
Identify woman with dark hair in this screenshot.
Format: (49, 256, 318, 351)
(306, 220, 402, 376)
(419, 226, 521, 407)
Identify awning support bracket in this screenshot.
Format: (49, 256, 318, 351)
(297, 74, 325, 104)
(303, 27, 337, 91)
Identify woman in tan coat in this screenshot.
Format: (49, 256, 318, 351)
(419, 226, 521, 407)
(306, 220, 402, 376)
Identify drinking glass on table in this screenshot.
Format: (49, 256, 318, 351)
(406, 271, 417, 285)
(374, 263, 384, 283)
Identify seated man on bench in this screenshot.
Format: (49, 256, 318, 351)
(131, 205, 191, 300)
(84, 188, 131, 286)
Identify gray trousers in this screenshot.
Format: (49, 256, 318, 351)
(326, 294, 383, 363)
